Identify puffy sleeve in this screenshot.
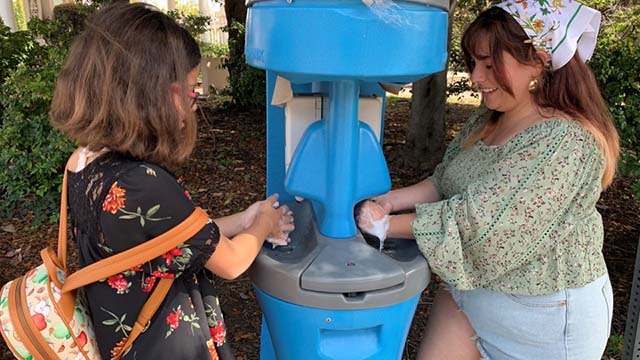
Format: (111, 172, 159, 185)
(429, 109, 487, 197)
(98, 163, 218, 280)
(413, 122, 604, 290)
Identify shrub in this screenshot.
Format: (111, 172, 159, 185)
(589, 4, 640, 199)
(0, 23, 40, 86)
(0, 2, 96, 221)
(27, 2, 94, 48)
(167, 10, 210, 39)
(0, 47, 75, 222)
(200, 42, 229, 58)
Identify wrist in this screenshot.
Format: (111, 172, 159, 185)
(242, 209, 253, 230)
(383, 192, 395, 213)
(387, 213, 416, 239)
(247, 213, 272, 237)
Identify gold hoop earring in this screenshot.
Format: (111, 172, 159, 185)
(528, 79, 539, 93)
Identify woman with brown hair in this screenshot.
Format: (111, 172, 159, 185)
(358, 1, 619, 358)
(50, 3, 293, 359)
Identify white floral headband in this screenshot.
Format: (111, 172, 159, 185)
(495, 0, 601, 70)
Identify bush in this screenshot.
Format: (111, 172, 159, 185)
(167, 10, 210, 39)
(28, 3, 94, 48)
(0, 47, 75, 222)
(0, 2, 97, 221)
(589, 4, 640, 199)
(200, 42, 229, 58)
(220, 21, 266, 110)
(0, 23, 40, 86)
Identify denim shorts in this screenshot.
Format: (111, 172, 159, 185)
(448, 274, 613, 360)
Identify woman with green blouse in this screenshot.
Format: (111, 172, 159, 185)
(358, 1, 620, 359)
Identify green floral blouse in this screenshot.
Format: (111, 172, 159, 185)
(413, 112, 608, 295)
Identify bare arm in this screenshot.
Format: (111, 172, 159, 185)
(205, 195, 293, 279)
(387, 213, 416, 239)
(206, 215, 273, 280)
(357, 179, 438, 241)
(357, 201, 417, 240)
(376, 179, 441, 213)
(213, 212, 248, 238)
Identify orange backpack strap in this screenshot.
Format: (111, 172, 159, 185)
(56, 165, 70, 272)
(62, 206, 210, 293)
(111, 278, 173, 360)
(50, 155, 211, 359)
(62, 207, 209, 356)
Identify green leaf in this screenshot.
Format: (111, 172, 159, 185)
(146, 204, 160, 217)
(102, 319, 118, 326)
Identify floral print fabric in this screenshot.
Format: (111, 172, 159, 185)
(413, 115, 608, 295)
(67, 157, 233, 360)
(495, 0, 602, 70)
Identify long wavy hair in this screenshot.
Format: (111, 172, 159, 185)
(461, 6, 619, 188)
(50, 2, 201, 170)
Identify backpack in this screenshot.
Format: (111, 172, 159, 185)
(0, 168, 209, 359)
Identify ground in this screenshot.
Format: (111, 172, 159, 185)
(0, 96, 638, 359)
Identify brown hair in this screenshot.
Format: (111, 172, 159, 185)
(50, 2, 201, 170)
(461, 6, 619, 188)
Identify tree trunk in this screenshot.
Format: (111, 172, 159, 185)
(224, 0, 247, 50)
(224, 0, 247, 26)
(224, 0, 247, 34)
(405, 72, 448, 172)
(404, 0, 458, 174)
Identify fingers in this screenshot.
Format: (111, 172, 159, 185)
(279, 204, 291, 214)
(367, 200, 388, 220)
(266, 234, 291, 249)
(380, 201, 393, 214)
(264, 193, 279, 208)
(266, 232, 289, 249)
(357, 200, 385, 224)
(356, 200, 390, 242)
(356, 201, 373, 228)
(277, 206, 295, 235)
(260, 200, 295, 249)
(371, 196, 393, 214)
(357, 207, 375, 230)
(279, 208, 293, 222)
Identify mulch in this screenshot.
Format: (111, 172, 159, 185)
(0, 97, 638, 359)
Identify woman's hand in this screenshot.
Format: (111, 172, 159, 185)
(370, 194, 394, 214)
(244, 194, 294, 247)
(241, 199, 263, 230)
(356, 200, 390, 242)
(266, 205, 294, 247)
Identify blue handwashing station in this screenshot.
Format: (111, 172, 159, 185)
(245, 0, 449, 358)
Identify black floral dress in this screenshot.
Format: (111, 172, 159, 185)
(67, 153, 234, 360)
